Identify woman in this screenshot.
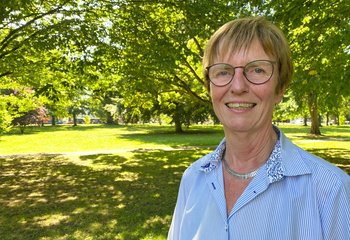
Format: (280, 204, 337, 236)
(168, 16, 350, 239)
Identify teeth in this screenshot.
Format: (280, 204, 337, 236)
(227, 103, 255, 109)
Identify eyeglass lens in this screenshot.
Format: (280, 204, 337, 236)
(208, 60, 274, 86)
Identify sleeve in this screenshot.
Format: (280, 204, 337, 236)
(167, 174, 187, 240)
(320, 176, 350, 240)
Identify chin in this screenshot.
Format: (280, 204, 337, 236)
(224, 121, 253, 132)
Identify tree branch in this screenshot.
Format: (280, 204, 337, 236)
(0, 1, 69, 57)
(0, 71, 13, 78)
(174, 75, 210, 104)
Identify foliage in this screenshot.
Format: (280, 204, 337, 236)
(0, 0, 349, 133)
(0, 79, 44, 133)
(272, 0, 350, 134)
(83, 115, 91, 124)
(12, 107, 47, 133)
(0, 102, 12, 134)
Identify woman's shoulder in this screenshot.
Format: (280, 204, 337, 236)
(297, 146, 350, 186)
(280, 132, 350, 188)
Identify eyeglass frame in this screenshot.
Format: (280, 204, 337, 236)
(205, 59, 276, 87)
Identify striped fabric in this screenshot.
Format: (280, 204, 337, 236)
(168, 128, 350, 240)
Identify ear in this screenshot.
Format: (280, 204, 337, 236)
(274, 89, 284, 104)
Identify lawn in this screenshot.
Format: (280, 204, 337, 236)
(0, 124, 349, 239)
(0, 124, 224, 155)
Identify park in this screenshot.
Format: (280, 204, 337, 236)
(1, 0, 350, 239)
(0, 124, 349, 239)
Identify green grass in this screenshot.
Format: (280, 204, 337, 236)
(0, 149, 209, 240)
(0, 124, 349, 239)
(0, 124, 224, 155)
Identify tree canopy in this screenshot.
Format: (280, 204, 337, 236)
(1, 0, 349, 134)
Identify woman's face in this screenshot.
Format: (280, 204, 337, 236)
(209, 40, 283, 134)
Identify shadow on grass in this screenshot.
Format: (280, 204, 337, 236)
(0, 149, 209, 240)
(118, 130, 224, 148)
(0, 145, 348, 240)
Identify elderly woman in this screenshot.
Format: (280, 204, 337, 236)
(168, 17, 350, 239)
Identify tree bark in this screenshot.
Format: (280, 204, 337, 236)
(174, 117, 183, 133)
(173, 104, 183, 133)
(308, 93, 321, 135)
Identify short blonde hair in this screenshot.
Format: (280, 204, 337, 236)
(203, 16, 293, 93)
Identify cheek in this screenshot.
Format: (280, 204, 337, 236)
(254, 86, 279, 106)
(210, 85, 225, 101)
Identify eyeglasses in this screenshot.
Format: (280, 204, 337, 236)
(206, 60, 275, 86)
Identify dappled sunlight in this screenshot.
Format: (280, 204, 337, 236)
(143, 215, 172, 229)
(115, 171, 139, 181)
(6, 198, 26, 207)
(0, 149, 201, 239)
(72, 207, 86, 215)
(34, 213, 70, 227)
(1, 134, 347, 240)
(28, 191, 48, 204)
(116, 203, 126, 209)
(57, 193, 78, 203)
(89, 222, 103, 231)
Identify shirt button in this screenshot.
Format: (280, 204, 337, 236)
(225, 224, 228, 232)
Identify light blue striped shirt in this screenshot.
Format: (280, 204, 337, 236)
(168, 128, 350, 239)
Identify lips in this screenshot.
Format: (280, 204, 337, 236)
(226, 102, 256, 109)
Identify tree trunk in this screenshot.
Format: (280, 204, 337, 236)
(51, 115, 56, 126)
(336, 113, 340, 126)
(73, 112, 77, 126)
(173, 106, 183, 133)
(303, 115, 308, 126)
(174, 118, 183, 133)
(308, 93, 321, 135)
(106, 112, 114, 124)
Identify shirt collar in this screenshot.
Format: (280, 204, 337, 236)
(199, 127, 311, 182)
(200, 138, 225, 173)
(199, 127, 284, 183)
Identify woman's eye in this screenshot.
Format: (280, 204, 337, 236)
(213, 70, 229, 77)
(218, 70, 229, 76)
(254, 68, 265, 73)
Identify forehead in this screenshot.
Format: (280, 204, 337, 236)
(214, 39, 273, 64)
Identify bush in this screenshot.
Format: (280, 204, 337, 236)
(0, 109, 13, 134)
(83, 115, 91, 124)
(12, 107, 47, 133)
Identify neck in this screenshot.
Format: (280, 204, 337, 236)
(223, 125, 277, 172)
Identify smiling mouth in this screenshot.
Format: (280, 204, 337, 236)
(226, 103, 256, 109)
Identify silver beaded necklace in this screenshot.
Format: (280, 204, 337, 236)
(222, 158, 260, 180)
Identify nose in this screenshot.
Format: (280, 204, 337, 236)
(229, 67, 249, 94)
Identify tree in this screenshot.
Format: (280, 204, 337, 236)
(2, 0, 349, 134)
(271, 0, 350, 134)
(0, 79, 45, 133)
(110, 1, 252, 132)
(0, 0, 122, 128)
(12, 107, 47, 133)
